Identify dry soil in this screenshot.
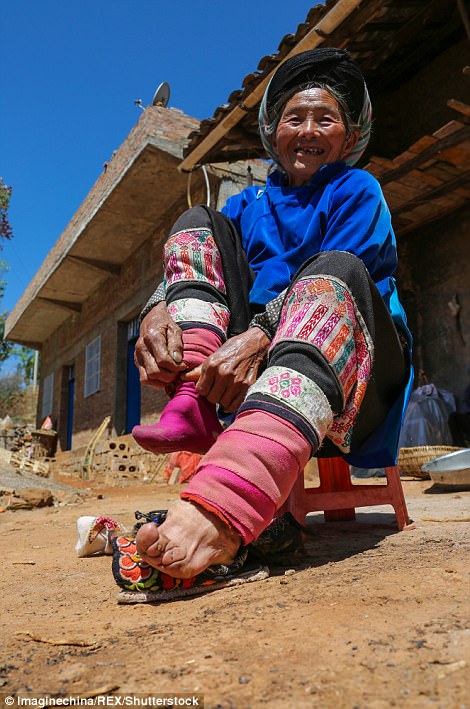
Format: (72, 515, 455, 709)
(1, 470, 469, 709)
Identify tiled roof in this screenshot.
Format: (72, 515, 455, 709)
(181, 0, 464, 168)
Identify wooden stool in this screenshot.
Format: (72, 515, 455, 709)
(286, 456, 413, 530)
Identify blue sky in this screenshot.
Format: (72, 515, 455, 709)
(1, 1, 319, 320)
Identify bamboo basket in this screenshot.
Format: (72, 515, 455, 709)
(398, 446, 464, 479)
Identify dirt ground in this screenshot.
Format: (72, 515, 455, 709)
(1, 466, 469, 709)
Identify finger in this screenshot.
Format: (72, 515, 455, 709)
(136, 357, 177, 388)
(143, 334, 185, 374)
(137, 337, 186, 382)
(203, 374, 229, 406)
(222, 388, 248, 413)
(195, 364, 217, 398)
(135, 342, 163, 378)
(180, 365, 202, 382)
(166, 325, 184, 364)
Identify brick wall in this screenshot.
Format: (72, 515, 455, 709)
(367, 40, 466, 161)
(398, 204, 470, 404)
(38, 164, 223, 450)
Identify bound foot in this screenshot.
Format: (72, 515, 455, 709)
(135, 499, 241, 579)
(132, 382, 223, 455)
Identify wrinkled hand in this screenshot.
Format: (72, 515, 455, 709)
(134, 302, 186, 389)
(182, 328, 271, 412)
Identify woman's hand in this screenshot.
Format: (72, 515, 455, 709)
(182, 327, 271, 412)
(134, 302, 186, 389)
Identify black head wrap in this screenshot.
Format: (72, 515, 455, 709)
(259, 47, 372, 167)
(266, 48, 366, 123)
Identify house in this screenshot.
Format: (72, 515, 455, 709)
(6, 0, 469, 450)
(181, 0, 470, 402)
(5, 106, 267, 450)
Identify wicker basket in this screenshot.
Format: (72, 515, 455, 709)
(398, 446, 464, 479)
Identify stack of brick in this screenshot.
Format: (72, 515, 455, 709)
(49, 433, 169, 487)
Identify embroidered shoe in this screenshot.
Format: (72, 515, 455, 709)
(111, 510, 269, 603)
(75, 515, 123, 557)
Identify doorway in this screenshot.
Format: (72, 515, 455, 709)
(126, 318, 141, 433)
(66, 364, 75, 450)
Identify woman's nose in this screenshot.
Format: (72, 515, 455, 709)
(299, 118, 320, 136)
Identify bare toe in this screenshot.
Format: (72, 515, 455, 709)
(137, 499, 241, 579)
(136, 522, 169, 559)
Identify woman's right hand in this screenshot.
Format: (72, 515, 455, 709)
(134, 302, 186, 389)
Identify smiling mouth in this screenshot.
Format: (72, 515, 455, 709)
(295, 146, 324, 156)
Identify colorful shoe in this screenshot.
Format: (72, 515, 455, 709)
(132, 509, 167, 535)
(111, 533, 269, 604)
(75, 515, 123, 557)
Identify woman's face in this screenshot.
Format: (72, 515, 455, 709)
(272, 88, 359, 186)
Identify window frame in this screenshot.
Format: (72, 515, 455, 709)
(41, 371, 55, 419)
(84, 335, 101, 398)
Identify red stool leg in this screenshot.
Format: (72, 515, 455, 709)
(318, 457, 356, 521)
(384, 466, 414, 530)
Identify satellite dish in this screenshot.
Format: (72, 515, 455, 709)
(152, 82, 170, 108)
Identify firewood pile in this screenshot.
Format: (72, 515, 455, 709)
(0, 419, 51, 477)
(0, 417, 35, 454)
(0, 415, 170, 487)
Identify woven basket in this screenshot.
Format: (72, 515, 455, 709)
(398, 446, 463, 479)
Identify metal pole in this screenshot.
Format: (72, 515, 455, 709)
(32, 350, 39, 390)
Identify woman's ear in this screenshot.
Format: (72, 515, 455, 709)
(342, 130, 359, 159)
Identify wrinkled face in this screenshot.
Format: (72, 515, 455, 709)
(272, 88, 359, 186)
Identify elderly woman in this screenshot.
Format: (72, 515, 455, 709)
(125, 48, 412, 585)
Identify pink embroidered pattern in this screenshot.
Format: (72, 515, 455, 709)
(247, 365, 333, 442)
(270, 275, 373, 453)
(164, 228, 226, 293)
(268, 371, 303, 399)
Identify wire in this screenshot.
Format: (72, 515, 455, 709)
(186, 170, 193, 208)
(202, 165, 211, 206)
(186, 166, 211, 209)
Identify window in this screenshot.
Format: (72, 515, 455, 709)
(84, 336, 101, 397)
(42, 372, 54, 419)
(127, 317, 140, 341)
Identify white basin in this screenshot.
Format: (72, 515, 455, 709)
(422, 448, 470, 487)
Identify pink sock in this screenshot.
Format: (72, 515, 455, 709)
(181, 410, 312, 543)
(132, 329, 223, 455)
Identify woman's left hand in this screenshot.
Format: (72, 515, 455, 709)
(181, 327, 271, 413)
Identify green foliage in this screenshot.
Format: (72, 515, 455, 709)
(0, 178, 35, 388)
(0, 260, 13, 362)
(16, 346, 36, 384)
(0, 315, 14, 362)
(0, 371, 37, 423)
(0, 178, 13, 242)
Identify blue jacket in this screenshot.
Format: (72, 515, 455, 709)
(223, 162, 413, 467)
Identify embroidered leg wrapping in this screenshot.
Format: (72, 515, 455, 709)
(134, 215, 235, 456)
(180, 262, 378, 543)
(181, 410, 314, 544)
(241, 269, 374, 457)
